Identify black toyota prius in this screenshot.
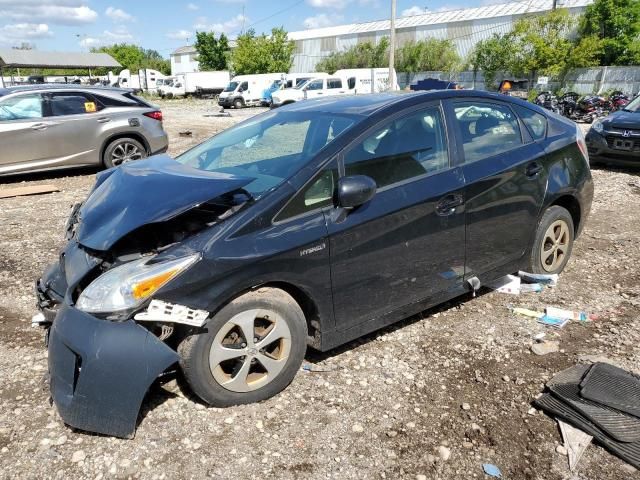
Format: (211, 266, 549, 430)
(36, 90, 593, 437)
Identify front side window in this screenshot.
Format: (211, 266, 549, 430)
(0, 94, 43, 121)
(48, 93, 101, 116)
(344, 107, 449, 189)
(306, 80, 323, 91)
(177, 111, 360, 197)
(239, 82, 248, 91)
(454, 102, 522, 162)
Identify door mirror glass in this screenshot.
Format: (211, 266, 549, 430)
(338, 175, 376, 209)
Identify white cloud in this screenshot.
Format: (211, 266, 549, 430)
(105, 6, 134, 22)
(78, 27, 133, 47)
(193, 14, 248, 34)
(306, 0, 347, 10)
(186, 3, 199, 10)
(79, 36, 100, 47)
(303, 13, 343, 29)
(0, 1, 97, 26)
(0, 22, 52, 45)
(166, 29, 193, 40)
(401, 6, 426, 17)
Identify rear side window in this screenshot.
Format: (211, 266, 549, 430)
(0, 94, 42, 120)
(347, 77, 356, 89)
(48, 92, 102, 116)
(327, 78, 342, 89)
(514, 105, 547, 140)
(453, 102, 522, 163)
(344, 107, 449, 189)
(97, 94, 137, 108)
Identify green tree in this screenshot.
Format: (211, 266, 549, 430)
(231, 27, 295, 74)
(396, 38, 461, 74)
(194, 31, 230, 71)
(470, 33, 515, 89)
(91, 44, 170, 75)
(579, 0, 640, 65)
(315, 37, 389, 72)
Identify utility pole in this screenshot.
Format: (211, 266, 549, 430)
(389, 0, 396, 91)
(552, 0, 557, 9)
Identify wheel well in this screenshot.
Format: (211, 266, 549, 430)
(550, 195, 581, 234)
(100, 132, 150, 164)
(260, 282, 320, 344)
(282, 100, 295, 105)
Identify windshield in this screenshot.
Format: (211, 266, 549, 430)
(624, 95, 640, 112)
(176, 110, 361, 197)
(224, 81, 239, 93)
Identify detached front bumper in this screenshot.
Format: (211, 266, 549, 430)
(48, 304, 179, 438)
(586, 129, 640, 166)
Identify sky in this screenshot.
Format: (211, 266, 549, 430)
(0, 0, 496, 57)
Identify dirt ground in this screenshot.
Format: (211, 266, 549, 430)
(0, 98, 639, 480)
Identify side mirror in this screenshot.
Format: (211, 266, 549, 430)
(337, 175, 376, 209)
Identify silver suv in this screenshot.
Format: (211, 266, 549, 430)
(0, 85, 168, 175)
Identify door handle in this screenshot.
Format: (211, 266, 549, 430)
(436, 193, 464, 216)
(97, 117, 111, 123)
(526, 162, 543, 177)
(31, 122, 49, 131)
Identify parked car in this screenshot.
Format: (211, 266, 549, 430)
(260, 73, 327, 106)
(0, 85, 168, 175)
(271, 76, 350, 107)
(586, 94, 640, 166)
(36, 90, 593, 438)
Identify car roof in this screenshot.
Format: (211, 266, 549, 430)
(1, 84, 134, 95)
(279, 89, 538, 117)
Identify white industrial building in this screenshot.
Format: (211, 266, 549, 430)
(288, 0, 593, 73)
(170, 46, 200, 76)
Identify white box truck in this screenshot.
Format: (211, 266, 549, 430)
(218, 73, 285, 108)
(160, 71, 230, 99)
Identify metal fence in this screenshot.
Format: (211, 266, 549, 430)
(398, 66, 640, 95)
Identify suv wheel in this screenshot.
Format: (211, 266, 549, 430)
(103, 138, 147, 168)
(527, 205, 575, 274)
(179, 288, 307, 406)
(233, 98, 244, 109)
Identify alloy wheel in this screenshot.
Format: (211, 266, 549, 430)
(111, 142, 143, 166)
(541, 219, 570, 272)
(209, 309, 292, 393)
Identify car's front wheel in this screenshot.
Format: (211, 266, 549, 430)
(103, 138, 147, 168)
(178, 288, 307, 407)
(233, 98, 244, 109)
(527, 205, 575, 274)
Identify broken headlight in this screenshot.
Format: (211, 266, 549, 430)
(75, 254, 200, 314)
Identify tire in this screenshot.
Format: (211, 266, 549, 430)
(233, 98, 244, 109)
(178, 288, 307, 407)
(102, 137, 147, 169)
(527, 205, 575, 275)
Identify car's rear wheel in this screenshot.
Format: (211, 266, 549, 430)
(527, 205, 575, 274)
(103, 138, 147, 168)
(178, 288, 307, 407)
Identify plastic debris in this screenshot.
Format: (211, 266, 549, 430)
(546, 306, 597, 322)
(520, 283, 543, 293)
(482, 463, 502, 478)
(489, 275, 521, 294)
(511, 307, 544, 319)
(538, 315, 569, 328)
(559, 419, 593, 471)
(518, 271, 559, 286)
(301, 363, 333, 373)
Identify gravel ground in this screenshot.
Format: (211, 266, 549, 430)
(0, 99, 639, 480)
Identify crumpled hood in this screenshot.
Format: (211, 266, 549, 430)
(75, 155, 253, 251)
(607, 111, 640, 129)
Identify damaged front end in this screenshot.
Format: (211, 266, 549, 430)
(35, 156, 255, 438)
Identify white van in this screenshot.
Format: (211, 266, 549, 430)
(260, 72, 329, 106)
(271, 76, 350, 108)
(218, 73, 285, 109)
(334, 68, 399, 94)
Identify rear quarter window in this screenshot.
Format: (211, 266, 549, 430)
(513, 105, 547, 140)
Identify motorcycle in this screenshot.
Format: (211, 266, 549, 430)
(534, 91, 560, 114)
(559, 92, 606, 123)
(609, 91, 630, 112)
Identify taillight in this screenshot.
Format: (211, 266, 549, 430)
(143, 111, 163, 121)
(576, 124, 589, 165)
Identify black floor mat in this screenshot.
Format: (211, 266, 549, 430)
(580, 363, 640, 419)
(534, 393, 640, 470)
(550, 383, 640, 443)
